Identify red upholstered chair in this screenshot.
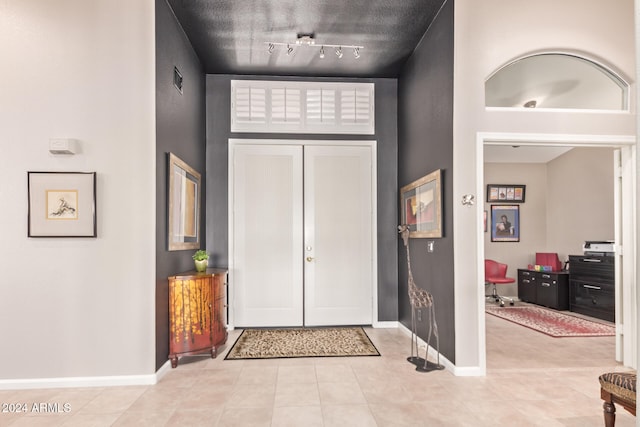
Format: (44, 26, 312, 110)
(485, 259, 515, 307)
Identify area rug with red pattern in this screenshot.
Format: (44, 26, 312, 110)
(485, 305, 615, 337)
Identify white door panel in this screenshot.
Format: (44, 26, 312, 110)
(232, 145, 304, 327)
(304, 145, 373, 325)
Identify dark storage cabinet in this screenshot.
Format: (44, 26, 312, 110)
(517, 269, 569, 310)
(569, 255, 614, 322)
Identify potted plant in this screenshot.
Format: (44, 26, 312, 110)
(192, 249, 209, 272)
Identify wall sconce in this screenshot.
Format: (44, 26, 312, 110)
(461, 194, 475, 206)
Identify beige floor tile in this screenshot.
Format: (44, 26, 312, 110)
(315, 364, 357, 383)
(111, 410, 174, 427)
(76, 386, 147, 415)
(322, 404, 378, 427)
(59, 412, 121, 427)
(276, 365, 317, 384)
(271, 405, 323, 427)
(217, 406, 273, 427)
(236, 365, 278, 385)
(318, 382, 366, 405)
(225, 384, 275, 408)
(274, 383, 320, 407)
(165, 408, 222, 427)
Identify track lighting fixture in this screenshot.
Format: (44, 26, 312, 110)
(264, 34, 363, 60)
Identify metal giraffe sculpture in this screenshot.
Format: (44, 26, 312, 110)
(398, 224, 444, 372)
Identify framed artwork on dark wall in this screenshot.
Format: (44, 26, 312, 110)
(491, 205, 520, 242)
(168, 153, 201, 251)
(400, 169, 442, 238)
(486, 184, 526, 203)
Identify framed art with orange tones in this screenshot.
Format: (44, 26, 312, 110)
(400, 169, 442, 238)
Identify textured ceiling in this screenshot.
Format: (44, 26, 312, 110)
(167, 0, 447, 78)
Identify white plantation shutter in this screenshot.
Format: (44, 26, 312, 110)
(340, 88, 371, 124)
(233, 86, 266, 123)
(231, 80, 373, 134)
(271, 88, 301, 124)
(306, 89, 336, 124)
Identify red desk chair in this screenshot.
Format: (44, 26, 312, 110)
(485, 259, 515, 307)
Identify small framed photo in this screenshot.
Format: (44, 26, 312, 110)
(168, 153, 201, 251)
(27, 172, 97, 237)
(491, 205, 520, 242)
(400, 169, 442, 238)
(486, 184, 526, 203)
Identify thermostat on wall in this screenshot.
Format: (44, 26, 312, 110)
(49, 138, 78, 155)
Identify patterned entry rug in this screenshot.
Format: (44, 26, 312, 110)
(485, 305, 615, 337)
(224, 327, 380, 360)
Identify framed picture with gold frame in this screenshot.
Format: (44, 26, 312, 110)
(168, 153, 201, 251)
(400, 169, 443, 238)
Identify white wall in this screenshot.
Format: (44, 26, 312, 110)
(0, 0, 156, 381)
(453, 0, 636, 370)
(547, 147, 616, 259)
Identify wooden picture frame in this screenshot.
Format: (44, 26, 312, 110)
(491, 204, 520, 242)
(27, 171, 97, 237)
(486, 184, 526, 203)
(400, 169, 442, 238)
(168, 153, 201, 251)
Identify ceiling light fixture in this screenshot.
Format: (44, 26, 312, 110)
(523, 100, 537, 108)
(264, 34, 363, 60)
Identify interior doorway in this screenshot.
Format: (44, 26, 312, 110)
(476, 132, 636, 372)
(228, 139, 377, 328)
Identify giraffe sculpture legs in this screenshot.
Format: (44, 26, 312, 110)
(407, 305, 421, 365)
(419, 304, 444, 372)
(407, 303, 444, 372)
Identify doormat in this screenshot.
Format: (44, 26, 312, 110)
(224, 327, 380, 360)
(485, 305, 616, 337)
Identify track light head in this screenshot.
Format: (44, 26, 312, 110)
(353, 47, 360, 59)
(319, 46, 325, 59)
(335, 47, 343, 59)
(268, 43, 274, 54)
(287, 44, 293, 55)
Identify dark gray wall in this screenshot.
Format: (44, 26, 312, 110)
(155, 0, 206, 370)
(397, 0, 455, 361)
(205, 75, 399, 321)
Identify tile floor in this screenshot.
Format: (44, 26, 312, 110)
(0, 308, 634, 426)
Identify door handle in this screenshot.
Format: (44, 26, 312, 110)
(306, 257, 314, 262)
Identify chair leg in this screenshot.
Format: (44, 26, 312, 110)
(485, 283, 514, 306)
(603, 400, 616, 427)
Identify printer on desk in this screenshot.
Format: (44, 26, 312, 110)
(582, 240, 615, 256)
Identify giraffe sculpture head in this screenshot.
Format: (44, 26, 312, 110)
(398, 224, 410, 247)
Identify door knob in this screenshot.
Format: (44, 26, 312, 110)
(306, 256, 314, 262)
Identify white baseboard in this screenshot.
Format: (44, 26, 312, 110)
(397, 323, 484, 376)
(0, 361, 174, 390)
(372, 320, 398, 328)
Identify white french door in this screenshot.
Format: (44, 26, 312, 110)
(231, 142, 374, 327)
(303, 145, 373, 325)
